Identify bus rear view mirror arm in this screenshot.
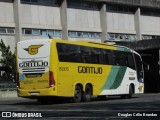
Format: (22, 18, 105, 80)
(142, 61, 149, 71)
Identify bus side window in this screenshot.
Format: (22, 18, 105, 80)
(113, 51, 120, 66)
(91, 48, 104, 64)
(122, 52, 130, 67)
(80, 46, 91, 63)
(114, 51, 127, 66)
(127, 53, 136, 70)
(57, 43, 69, 62)
(134, 53, 144, 83)
(104, 49, 115, 65)
(57, 43, 81, 63)
(67, 44, 81, 63)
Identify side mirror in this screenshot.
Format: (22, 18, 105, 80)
(146, 65, 149, 70)
(140, 71, 144, 76)
(142, 61, 149, 71)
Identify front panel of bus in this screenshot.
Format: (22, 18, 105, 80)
(17, 39, 56, 97)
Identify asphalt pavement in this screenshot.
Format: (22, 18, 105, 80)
(0, 93, 160, 120)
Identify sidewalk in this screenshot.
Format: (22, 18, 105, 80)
(0, 89, 17, 98)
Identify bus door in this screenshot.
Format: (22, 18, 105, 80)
(134, 53, 144, 92)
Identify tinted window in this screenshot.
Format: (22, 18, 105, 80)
(141, 8, 160, 17)
(91, 48, 104, 64)
(113, 51, 136, 69)
(114, 51, 125, 66)
(106, 4, 135, 14)
(67, 0, 100, 10)
(7, 28, 15, 34)
(67, 45, 81, 63)
(25, 29, 32, 35)
(0, 28, 6, 34)
(104, 49, 114, 65)
(134, 53, 143, 82)
(127, 53, 135, 70)
(57, 43, 136, 69)
(80, 46, 91, 63)
(56, 43, 81, 63)
(134, 54, 143, 73)
(21, 0, 60, 6)
(57, 43, 68, 62)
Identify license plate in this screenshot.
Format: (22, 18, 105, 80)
(30, 93, 39, 96)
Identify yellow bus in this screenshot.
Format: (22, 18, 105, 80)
(16, 39, 144, 103)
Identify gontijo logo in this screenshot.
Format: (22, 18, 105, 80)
(24, 45, 43, 55)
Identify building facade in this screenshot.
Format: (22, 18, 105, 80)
(0, 0, 160, 52)
(0, 0, 160, 92)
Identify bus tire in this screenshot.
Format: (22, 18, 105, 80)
(83, 84, 92, 102)
(128, 85, 134, 98)
(73, 86, 82, 103)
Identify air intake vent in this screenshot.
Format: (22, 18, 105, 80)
(22, 67, 45, 74)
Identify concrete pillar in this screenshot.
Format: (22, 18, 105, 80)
(100, 3, 107, 42)
(60, 0, 68, 40)
(13, 0, 22, 43)
(135, 8, 142, 40)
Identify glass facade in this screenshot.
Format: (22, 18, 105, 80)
(68, 31, 101, 39)
(21, 0, 60, 6)
(0, 27, 15, 35)
(141, 8, 160, 17)
(108, 33, 137, 41)
(22, 28, 62, 37)
(106, 4, 136, 14)
(67, 0, 100, 10)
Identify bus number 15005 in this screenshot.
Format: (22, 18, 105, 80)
(59, 67, 69, 71)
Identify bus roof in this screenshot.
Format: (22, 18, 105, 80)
(18, 38, 140, 55)
(50, 39, 133, 53)
(52, 39, 141, 56)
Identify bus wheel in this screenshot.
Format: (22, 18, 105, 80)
(83, 85, 92, 102)
(128, 85, 134, 98)
(73, 86, 82, 103)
